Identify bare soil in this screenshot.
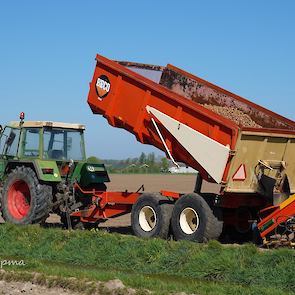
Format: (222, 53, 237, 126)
(0, 279, 82, 295)
(0, 274, 137, 295)
(202, 104, 262, 128)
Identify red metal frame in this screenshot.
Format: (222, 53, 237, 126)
(71, 184, 181, 223)
(71, 184, 142, 222)
(217, 193, 269, 209)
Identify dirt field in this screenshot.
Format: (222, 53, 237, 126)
(106, 173, 220, 194)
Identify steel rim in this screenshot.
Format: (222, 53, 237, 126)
(180, 207, 199, 234)
(7, 180, 31, 219)
(139, 206, 157, 232)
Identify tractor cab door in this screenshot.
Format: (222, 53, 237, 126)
(0, 126, 21, 175)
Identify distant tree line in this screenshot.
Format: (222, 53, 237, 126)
(87, 152, 170, 173)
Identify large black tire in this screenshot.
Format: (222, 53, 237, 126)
(171, 193, 223, 242)
(131, 193, 173, 239)
(1, 166, 52, 226)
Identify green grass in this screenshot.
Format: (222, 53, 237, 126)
(0, 223, 294, 294)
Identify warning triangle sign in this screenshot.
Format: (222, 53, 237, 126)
(232, 164, 246, 181)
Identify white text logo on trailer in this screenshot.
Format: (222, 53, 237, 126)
(96, 75, 111, 101)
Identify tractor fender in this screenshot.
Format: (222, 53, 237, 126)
(4, 160, 62, 182)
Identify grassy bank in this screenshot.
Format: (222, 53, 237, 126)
(0, 223, 294, 294)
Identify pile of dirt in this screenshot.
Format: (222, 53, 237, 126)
(202, 104, 262, 128)
(0, 271, 135, 295)
(0, 270, 197, 295)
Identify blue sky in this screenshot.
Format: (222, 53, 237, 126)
(1, 1, 294, 160)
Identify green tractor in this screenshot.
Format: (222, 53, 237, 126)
(0, 113, 109, 228)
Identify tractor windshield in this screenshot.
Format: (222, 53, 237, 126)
(43, 128, 85, 161)
(19, 128, 40, 158)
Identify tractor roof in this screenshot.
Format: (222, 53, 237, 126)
(10, 121, 85, 130)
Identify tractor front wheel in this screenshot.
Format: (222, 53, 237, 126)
(1, 166, 52, 226)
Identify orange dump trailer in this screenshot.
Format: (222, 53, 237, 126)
(86, 54, 295, 243)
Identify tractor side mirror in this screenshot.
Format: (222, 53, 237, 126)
(6, 131, 16, 147)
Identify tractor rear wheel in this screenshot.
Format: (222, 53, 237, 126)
(1, 166, 52, 226)
(131, 193, 173, 239)
(171, 193, 223, 242)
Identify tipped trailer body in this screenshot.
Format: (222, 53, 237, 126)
(87, 54, 295, 242)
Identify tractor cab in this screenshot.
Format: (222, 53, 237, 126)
(0, 114, 109, 186)
(9, 121, 86, 162)
(1, 114, 86, 162)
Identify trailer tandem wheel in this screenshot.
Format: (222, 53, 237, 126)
(171, 193, 223, 242)
(1, 166, 52, 226)
(131, 193, 173, 239)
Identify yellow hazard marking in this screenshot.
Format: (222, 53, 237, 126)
(280, 194, 295, 210)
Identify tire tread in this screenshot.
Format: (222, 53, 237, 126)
(171, 193, 223, 242)
(1, 166, 53, 225)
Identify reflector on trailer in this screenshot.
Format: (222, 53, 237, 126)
(232, 164, 246, 181)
